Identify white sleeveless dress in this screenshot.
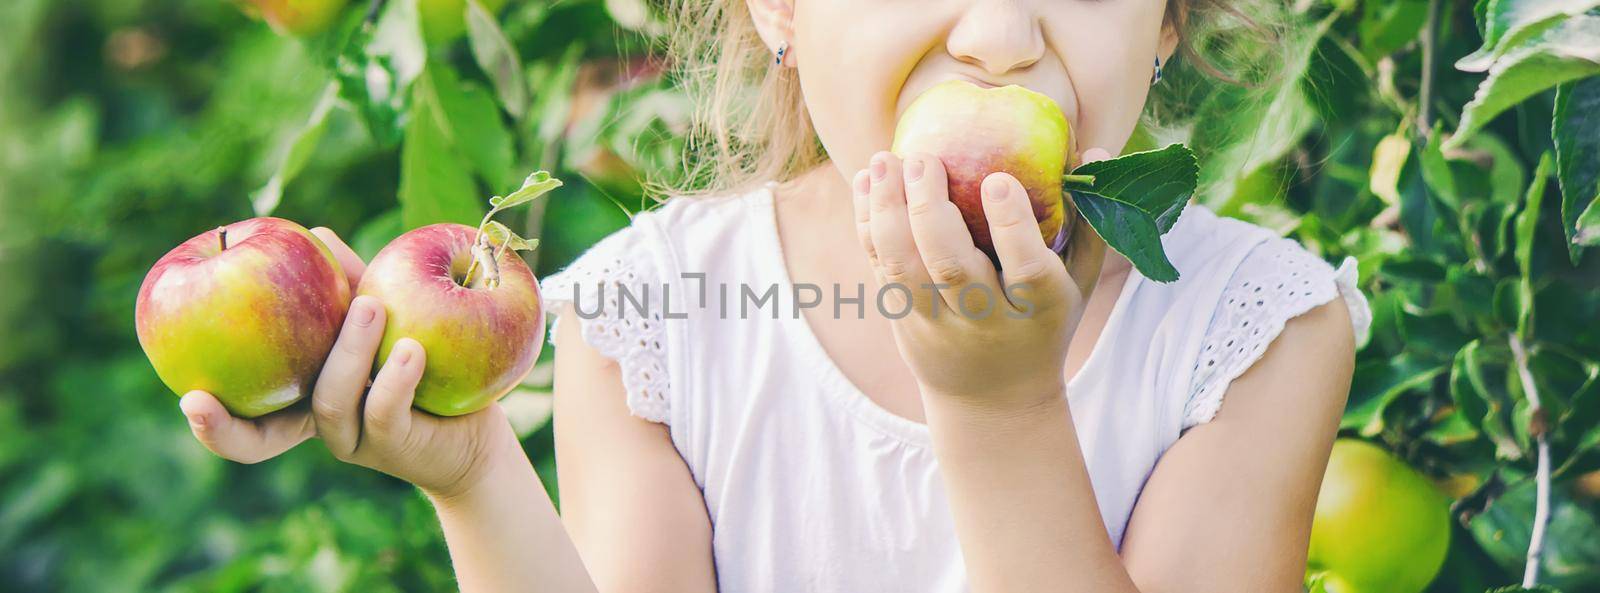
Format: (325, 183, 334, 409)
(541, 181, 1372, 593)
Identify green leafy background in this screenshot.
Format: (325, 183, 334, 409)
(0, 0, 1596, 591)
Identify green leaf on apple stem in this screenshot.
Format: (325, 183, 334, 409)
(490, 170, 563, 212)
(1063, 143, 1198, 283)
(480, 220, 539, 252)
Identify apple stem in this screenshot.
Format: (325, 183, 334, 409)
(217, 227, 228, 252)
(1509, 333, 1551, 587)
(1062, 174, 1095, 187)
(459, 235, 502, 289)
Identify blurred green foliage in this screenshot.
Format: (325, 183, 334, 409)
(0, 0, 1596, 592)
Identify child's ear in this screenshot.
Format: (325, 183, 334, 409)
(1158, 1, 1185, 64)
(746, 0, 797, 66)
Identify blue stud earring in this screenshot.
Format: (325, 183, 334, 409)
(1151, 56, 1163, 85)
(775, 42, 789, 66)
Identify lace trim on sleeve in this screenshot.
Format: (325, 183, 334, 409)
(542, 236, 672, 424)
(1181, 238, 1372, 429)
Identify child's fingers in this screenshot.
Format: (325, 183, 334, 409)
(852, 169, 876, 266)
(310, 227, 366, 291)
(362, 338, 424, 446)
(865, 152, 934, 311)
(980, 172, 1069, 310)
(312, 295, 386, 459)
(899, 151, 997, 309)
(180, 391, 314, 464)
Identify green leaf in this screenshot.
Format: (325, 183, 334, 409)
(1304, 34, 1375, 123)
(1457, 0, 1600, 72)
(1065, 144, 1198, 283)
(332, 0, 426, 147)
(1471, 480, 1600, 588)
(398, 69, 484, 229)
(465, 0, 528, 119)
(527, 46, 583, 150)
(1342, 356, 1446, 436)
(1422, 126, 1463, 211)
(427, 65, 516, 193)
(251, 82, 339, 216)
(480, 220, 539, 252)
(490, 170, 563, 212)
(1449, 15, 1600, 149)
(1452, 340, 1493, 433)
(1477, 131, 1532, 208)
(1553, 76, 1600, 263)
(1515, 153, 1554, 338)
(1358, 0, 1430, 61)
(1485, 586, 1564, 593)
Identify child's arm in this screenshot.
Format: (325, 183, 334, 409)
(923, 298, 1352, 593)
(424, 414, 599, 593)
(856, 151, 1352, 592)
(549, 303, 720, 592)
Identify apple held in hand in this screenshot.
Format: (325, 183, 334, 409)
(891, 79, 1075, 259)
(357, 223, 544, 417)
(136, 218, 351, 418)
(1306, 439, 1451, 593)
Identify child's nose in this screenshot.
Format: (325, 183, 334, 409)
(945, 0, 1046, 75)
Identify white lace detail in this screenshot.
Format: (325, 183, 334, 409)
(542, 235, 672, 424)
(1182, 238, 1371, 429)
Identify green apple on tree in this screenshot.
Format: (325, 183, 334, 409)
(891, 80, 1076, 259)
(241, 0, 351, 37)
(135, 218, 351, 418)
(419, 0, 510, 45)
(1306, 439, 1451, 593)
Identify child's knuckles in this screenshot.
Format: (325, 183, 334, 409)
(924, 255, 970, 286)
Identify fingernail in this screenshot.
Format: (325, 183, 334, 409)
(350, 298, 377, 327)
(870, 155, 887, 183)
(984, 175, 1010, 201)
(187, 411, 208, 429)
(853, 170, 871, 196)
(903, 156, 924, 183)
(396, 345, 414, 366)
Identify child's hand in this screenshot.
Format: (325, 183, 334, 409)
(853, 151, 1100, 412)
(178, 228, 517, 500)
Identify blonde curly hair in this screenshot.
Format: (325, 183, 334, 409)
(645, 0, 1292, 201)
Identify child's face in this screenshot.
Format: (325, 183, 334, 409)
(780, 0, 1178, 176)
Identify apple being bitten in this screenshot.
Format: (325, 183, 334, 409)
(357, 223, 544, 417)
(135, 218, 351, 418)
(891, 79, 1076, 259)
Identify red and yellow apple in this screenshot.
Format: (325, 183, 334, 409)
(1307, 439, 1451, 593)
(419, 0, 510, 44)
(357, 223, 544, 416)
(242, 0, 350, 37)
(891, 79, 1074, 259)
(136, 218, 351, 418)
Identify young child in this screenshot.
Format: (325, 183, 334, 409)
(179, 1, 1372, 591)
